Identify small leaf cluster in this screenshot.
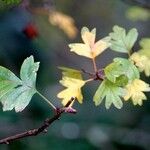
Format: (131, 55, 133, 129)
(0, 25, 149, 112)
(57, 26, 150, 109)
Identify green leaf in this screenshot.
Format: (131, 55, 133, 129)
(109, 25, 138, 53)
(58, 66, 82, 79)
(93, 80, 125, 109)
(0, 56, 39, 112)
(115, 75, 128, 87)
(105, 61, 124, 83)
(20, 56, 40, 87)
(126, 6, 150, 21)
(105, 57, 139, 83)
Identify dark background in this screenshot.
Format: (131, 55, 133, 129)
(0, 0, 150, 149)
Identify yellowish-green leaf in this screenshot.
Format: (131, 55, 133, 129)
(130, 52, 150, 76)
(69, 27, 110, 59)
(139, 38, 150, 58)
(105, 57, 140, 83)
(124, 79, 150, 106)
(58, 67, 82, 80)
(109, 25, 138, 53)
(57, 77, 85, 106)
(93, 79, 126, 109)
(126, 6, 150, 21)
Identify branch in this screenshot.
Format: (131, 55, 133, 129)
(0, 97, 76, 145)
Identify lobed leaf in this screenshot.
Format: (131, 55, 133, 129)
(93, 80, 126, 109)
(69, 27, 110, 59)
(105, 57, 140, 83)
(0, 56, 39, 112)
(109, 25, 138, 53)
(57, 77, 85, 106)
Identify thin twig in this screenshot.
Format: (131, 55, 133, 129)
(36, 90, 56, 110)
(0, 97, 76, 145)
(92, 57, 98, 73)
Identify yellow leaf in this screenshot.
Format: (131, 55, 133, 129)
(49, 11, 78, 39)
(69, 27, 110, 59)
(81, 27, 96, 47)
(124, 79, 150, 106)
(130, 52, 150, 76)
(57, 77, 85, 106)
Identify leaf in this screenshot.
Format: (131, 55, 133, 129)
(57, 77, 85, 106)
(130, 52, 150, 76)
(124, 79, 150, 106)
(0, 56, 39, 112)
(69, 27, 110, 58)
(115, 75, 128, 87)
(126, 6, 150, 21)
(130, 39, 150, 76)
(105, 57, 140, 83)
(49, 10, 78, 39)
(139, 38, 150, 58)
(109, 25, 138, 53)
(20, 56, 39, 87)
(93, 80, 125, 109)
(58, 66, 82, 79)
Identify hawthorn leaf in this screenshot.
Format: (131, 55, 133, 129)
(130, 52, 150, 76)
(138, 38, 150, 58)
(0, 66, 22, 99)
(93, 80, 125, 109)
(130, 38, 150, 76)
(104, 61, 124, 83)
(20, 56, 40, 87)
(0, 56, 39, 112)
(58, 66, 82, 79)
(109, 25, 138, 53)
(105, 57, 140, 83)
(69, 27, 110, 59)
(124, 79, 150, 106)
(57, 77, 85, 106)
(115, 75, 128, 87)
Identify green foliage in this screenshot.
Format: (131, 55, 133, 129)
(2, 0, 21, 5)
(0, 56, 39, 112)
(0, 26, 149, 111)
(109, 26, 138, 53)
(105, 57, 140, 83)
(0, 0, 21, 12)
(93, 79, 125, 109)
(126, 6, 150, 21)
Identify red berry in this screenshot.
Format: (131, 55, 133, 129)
(23, 24, 38, 39)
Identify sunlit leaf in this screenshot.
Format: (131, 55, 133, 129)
(130, 52, 150, 76)
(0, 56, 39, 112)
(130, 38, 150, 76)
(105, 57, 139, 82)
(109, 25, 138, 53)
(124, 79, 150, 106)
(93, 79, 125, 109)
(69, 27, 110, 58)
(57, 77, 85, 106)
(58, 67, 82, 79)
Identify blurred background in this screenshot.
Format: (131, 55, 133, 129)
(0, 0, 150, 149)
